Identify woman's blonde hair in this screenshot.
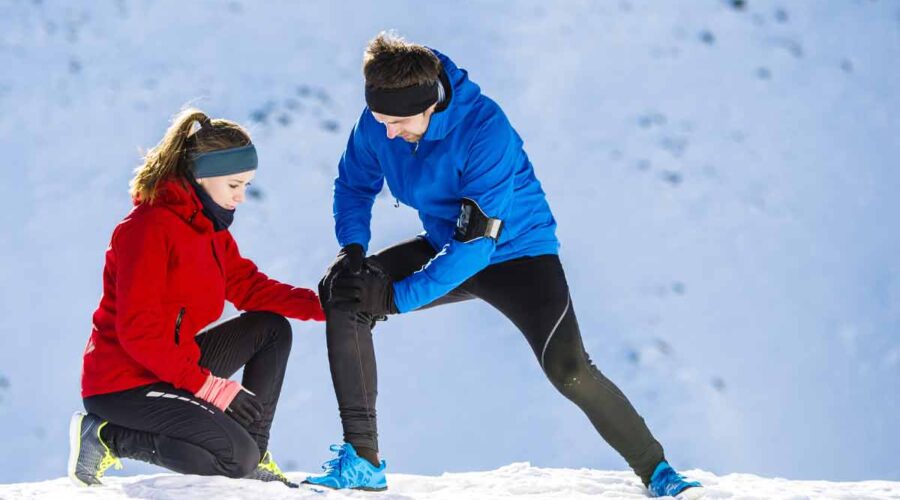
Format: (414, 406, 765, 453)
(129, 107, 251, 203)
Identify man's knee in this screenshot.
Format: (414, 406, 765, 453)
(324, 308, 381, 333)
(543, 347, 586, 391)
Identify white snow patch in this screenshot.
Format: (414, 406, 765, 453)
(2, 463, 898, 500)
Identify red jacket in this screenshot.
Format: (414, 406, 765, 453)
(81, 178, 324, 398)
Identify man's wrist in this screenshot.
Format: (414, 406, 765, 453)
(385, 281, 399, 315)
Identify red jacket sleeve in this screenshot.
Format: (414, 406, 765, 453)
(222, 232, 325, 322)
(113, 217, 210, 393)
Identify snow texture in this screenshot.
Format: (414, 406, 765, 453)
(3, 463, 900, 499)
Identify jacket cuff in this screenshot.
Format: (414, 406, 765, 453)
(181, 367, 211, 394)
(392, 280, 414, 313)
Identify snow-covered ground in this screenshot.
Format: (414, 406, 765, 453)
(1, 0, 899, 490)
(4, 463, 900, 500)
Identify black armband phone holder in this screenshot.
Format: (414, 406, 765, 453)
(453, 198, 504, 243)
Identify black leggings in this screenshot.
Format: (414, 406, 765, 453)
(325, 238, 665, 485)
(83, 311, 292, 479)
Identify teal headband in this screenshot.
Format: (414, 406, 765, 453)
(191, 144, 258, 179)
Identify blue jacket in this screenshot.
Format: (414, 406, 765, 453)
(333, 50, 559, 313)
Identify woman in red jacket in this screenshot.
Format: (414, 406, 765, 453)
(68, 108, 324, 488)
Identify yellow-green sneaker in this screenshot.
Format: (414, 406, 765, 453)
(246, 450, 298, 488)
(67, 411, 123, 487)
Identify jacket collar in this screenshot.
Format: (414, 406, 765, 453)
(135, 177, 214, 233)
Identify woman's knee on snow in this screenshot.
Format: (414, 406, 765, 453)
(219, 433, 261, 478)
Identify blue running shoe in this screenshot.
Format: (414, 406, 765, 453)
(304, 443, 387, 491)
(648, 461, 703, 498)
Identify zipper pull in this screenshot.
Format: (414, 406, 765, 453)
(394, 198, 400, 208)
(174, 307, 185, 345)
(413, 141, 419, 155)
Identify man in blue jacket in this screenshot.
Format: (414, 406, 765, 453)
(306, 32, 702, 498)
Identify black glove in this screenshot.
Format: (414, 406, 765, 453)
(318, 243, 365, 307)
(227, 388, 264, 428)
(330, 260, 399, 316)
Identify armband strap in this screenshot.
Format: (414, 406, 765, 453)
(453, 198, 504, 243)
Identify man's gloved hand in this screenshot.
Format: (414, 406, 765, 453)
(318, 243, 365, 307)
(330, 260, 399, 316)
(227, 388, 264, 428)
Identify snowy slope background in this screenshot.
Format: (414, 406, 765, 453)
(1, 0, 898, 489)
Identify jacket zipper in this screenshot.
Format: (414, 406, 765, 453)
(174, 307, 185, 345)
(394, 141, 420, 209)
(210, 241, 225, 277)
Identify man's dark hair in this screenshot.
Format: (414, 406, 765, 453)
(363, 31, 441, 90)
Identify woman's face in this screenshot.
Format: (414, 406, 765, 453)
(196, 170, 256, 210)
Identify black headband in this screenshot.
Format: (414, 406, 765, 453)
(365, 81, 439, 117)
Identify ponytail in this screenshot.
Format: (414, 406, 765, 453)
(129, 108, 208, 203)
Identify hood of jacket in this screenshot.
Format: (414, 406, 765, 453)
(421, 49, 483, 142)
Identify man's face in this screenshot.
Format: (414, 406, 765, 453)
(371, 103, 437, 143)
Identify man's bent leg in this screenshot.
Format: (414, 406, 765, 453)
(325, 238, 442, 455)
(473, 255, 665, 485)
(324, 307, 382, 452)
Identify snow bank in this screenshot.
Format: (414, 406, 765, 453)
(2, 463, 898, 500)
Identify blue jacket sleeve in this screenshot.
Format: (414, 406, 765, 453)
(334, 111, 384, 253)
(392, 109, 518, 312)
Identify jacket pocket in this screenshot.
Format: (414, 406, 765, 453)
(174, 307, 186, 345)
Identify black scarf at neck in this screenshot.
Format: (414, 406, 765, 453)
(189, 178, 235, 231)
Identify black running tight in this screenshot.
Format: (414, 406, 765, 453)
(323, 237, 665, 485)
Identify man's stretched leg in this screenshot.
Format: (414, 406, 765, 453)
(321, 237, 475, 462)
(470, 254, 665, 486)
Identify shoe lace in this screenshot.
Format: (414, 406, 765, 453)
(96, 422, 123, 479)
(652, 465, 695, 496)
(319, 444, 349, 475)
